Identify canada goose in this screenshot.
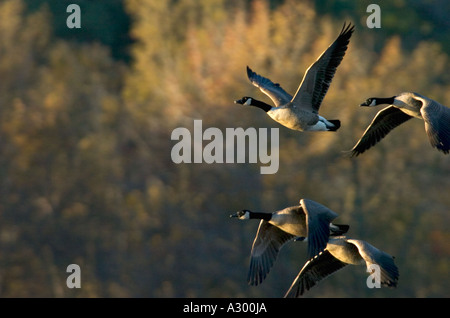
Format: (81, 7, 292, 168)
(284, 236, 399, 297)
(351, 92, 450, 156)
(230, 199, 349, 286)
(234, 22, 354, 132)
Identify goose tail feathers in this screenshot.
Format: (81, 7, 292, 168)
(327, 120, 341, 131)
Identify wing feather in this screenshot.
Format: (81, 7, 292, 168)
(292, 22, 354, 112)
(246, 66, 293, 107)
(301, 199, 338, 259)
(347, 239, 399, 288)
(284, 250, 348, 297)
(351, 106, 412, 157)
(247, 220, 296, 285)
(420, 99, 450, 154)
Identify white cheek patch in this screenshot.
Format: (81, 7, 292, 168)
(244, 98, 252, 106)
(370, 99, 377, 106)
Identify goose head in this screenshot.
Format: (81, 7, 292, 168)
(360, 96, 395, 107)
(234, 97, 253, 106)
(230, 209, 251, 219)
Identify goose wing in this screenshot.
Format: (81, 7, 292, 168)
(284, 250, 348, 297)
(350, 105, 412, 157)
(301, 199, 338, 259)
(419, 98, 450, 154)
(292, 22, 354, 112)
(347, 239, 399, 287)
(246, 66, 293, 107)
(247, 220, 296, 286)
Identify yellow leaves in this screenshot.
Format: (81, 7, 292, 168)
(61, 202, 89, 219)
(0, 1, 50, 93)
(429, 231, 450, 256)
(271, 0, 316, 68)
(367, 35, 449, 97)
(77, 135, 94, 152)
(20, 3, 51, 52)
(125, 0, 170, 42)
(3, 98, 25, 135)
(246, 0, 271, 64)
(100, 95, 121, 126)
(410, 42, 449, 92)
(125, 190, 148, 218)
(125, 0, 329, 125)
(373, 36, 403, 78)
(147, 181, 164, 212)
(124, 178, 171, 229)
(0, 0, 24, 47)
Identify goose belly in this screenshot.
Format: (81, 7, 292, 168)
(268, 108, 313, 131)
(277, 223, 306, 237)
(269, 216, 306, 237)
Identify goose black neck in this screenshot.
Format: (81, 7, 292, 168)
(375, 97, 395, 105)
(250, 99, 272, 112)
(249, 211, 272, 221)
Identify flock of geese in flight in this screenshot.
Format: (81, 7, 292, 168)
(231, 22, 450, 297)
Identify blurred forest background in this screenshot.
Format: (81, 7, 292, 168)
(0, 0, 449, 297)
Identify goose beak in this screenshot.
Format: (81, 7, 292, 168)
(234, 99, 244, 105)
(230, 212, 238, 218)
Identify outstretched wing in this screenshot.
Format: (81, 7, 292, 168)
(347, 239, 399, 288)
(246, 66, 293, 107)
(301, 198, 338, 259)
(284, 250, 348, 297)
(292, 22, 354, 112)
(350, 106, 412, 157)
(247, 220, 296, 285)
(420, 98, 450, 154)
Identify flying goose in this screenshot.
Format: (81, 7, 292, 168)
(230, 199, 349, 286)
(284, 236, 399, 297)
(351, 92, 450, 156)
(234, 22, 354, 132)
